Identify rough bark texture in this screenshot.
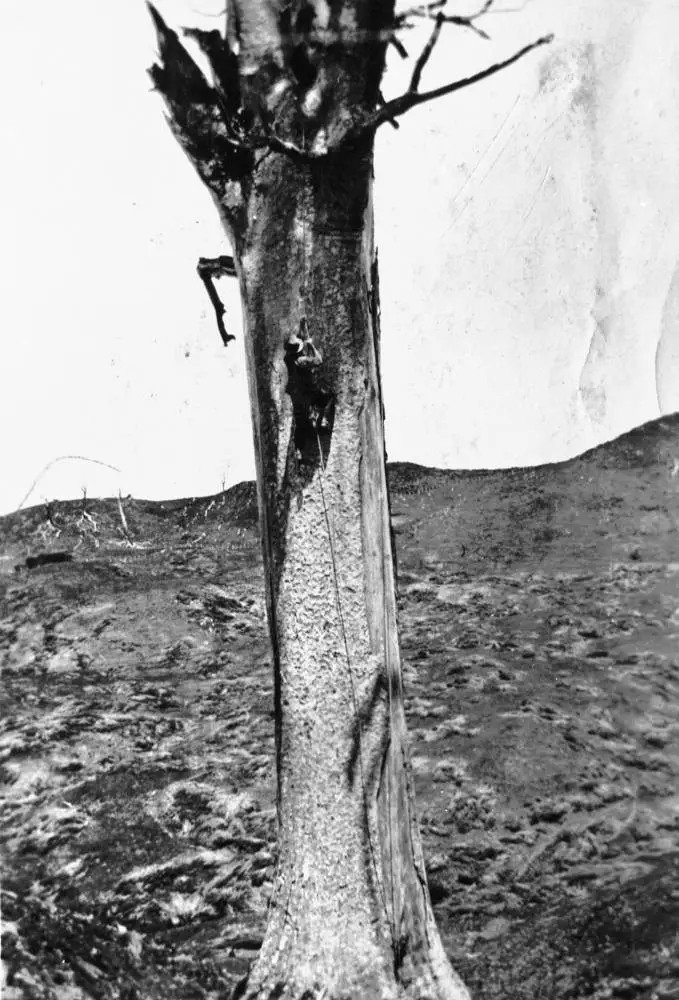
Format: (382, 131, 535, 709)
(234, 151, 469, 1000)
(148, 3, 471, 996)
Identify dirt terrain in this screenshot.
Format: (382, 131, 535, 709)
(2, 414, 679, 1000)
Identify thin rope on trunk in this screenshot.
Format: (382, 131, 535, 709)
(314, 427, 398, 953)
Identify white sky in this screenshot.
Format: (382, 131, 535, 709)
(2, 0, 678, 514)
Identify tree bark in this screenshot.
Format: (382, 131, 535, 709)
(228, 145, 469, 1000)
(147, 4, 478, 996)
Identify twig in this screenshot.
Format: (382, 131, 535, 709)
(437, 15, 490, 41)
(402, 0, 494, 40)
(390, 35, 409, 59)
(397, 0, 447, 18)
(197, 255, 237, 346)
(116, 490, 131, 541)
(397, 0, 491, 23)
(409, 13, 444, 92)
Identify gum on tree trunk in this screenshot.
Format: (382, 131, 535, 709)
(148, 2, 549, 996)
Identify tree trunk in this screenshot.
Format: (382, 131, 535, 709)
(226, 145, 469, 1000)
(148, 5, 471, 997)
(220, 144, 467, 1000)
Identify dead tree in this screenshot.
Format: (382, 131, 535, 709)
(148, 3, 551, 997)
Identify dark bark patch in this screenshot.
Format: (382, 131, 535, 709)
(20, 552, 73, 571)
(284, 322, 335, 477)
(290, 46, 319, 91)
(309, 145, 373, 234)
(289, 3, 320, 93)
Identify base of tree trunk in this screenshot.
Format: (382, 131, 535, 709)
(234, 939, 471, 1000)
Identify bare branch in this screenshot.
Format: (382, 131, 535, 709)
(397, 0, 493, 24)
(470, 0, 495, 17)
(409, 13, 444, 92)
(197, 256, 237, 347)
(366, 33, 553, 132)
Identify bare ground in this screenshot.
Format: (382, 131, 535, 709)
(2, 414, 679, 1000)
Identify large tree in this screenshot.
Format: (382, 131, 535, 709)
(148, 3, 550, 998)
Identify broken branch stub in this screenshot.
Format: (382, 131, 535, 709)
(197, 255, 237, 346)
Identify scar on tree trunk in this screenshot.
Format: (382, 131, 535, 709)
(148, 3, 551, 997)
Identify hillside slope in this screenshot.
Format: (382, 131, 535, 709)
(1, 414, 678, 1000)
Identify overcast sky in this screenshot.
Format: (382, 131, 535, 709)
(2, 0, 678, 514)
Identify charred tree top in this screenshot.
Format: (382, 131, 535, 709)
(147, 0, 551, 237)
